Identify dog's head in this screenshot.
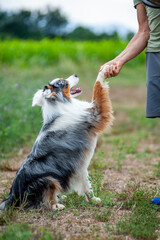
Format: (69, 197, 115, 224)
(32, 74, 82, 107)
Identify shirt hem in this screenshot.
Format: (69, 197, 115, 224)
(146, 49, 160, 53)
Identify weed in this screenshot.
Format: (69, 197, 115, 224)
(0, 206, 18, 225)
(91, 151, 108, 171)
(116, 186, 160, 239)
(154, 161, 160, 177)
(0, 223, 63, 240)
(95, 208, 111, 222)
(1, 40, 160, 239)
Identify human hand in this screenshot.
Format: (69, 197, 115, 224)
(100, 60, 123, 78)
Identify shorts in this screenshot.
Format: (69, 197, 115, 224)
(146, 52, 160, 118)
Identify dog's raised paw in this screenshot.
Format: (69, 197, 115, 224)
(91, 197, 101, 204)
(52, 203, 65, 211)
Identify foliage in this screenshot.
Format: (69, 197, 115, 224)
(1, 39, 160, 240)
(0, 8, 68, 40)
(0, 8, 134, 41)
(0, 223, 62, 240)
(67, 26, 120, 41)
(117, 188, 160, 239)
(0, 56, 146, 154)
(0, 39, 145, 65)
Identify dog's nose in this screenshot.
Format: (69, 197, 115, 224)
(74, 74, 78, 78)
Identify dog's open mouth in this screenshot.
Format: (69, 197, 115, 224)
(70, 87, 82, 95)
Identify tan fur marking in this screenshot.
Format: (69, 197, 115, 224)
(46, 85, 53, 91)
(43, 178, 62, 207)
(62, 84, 71, 100)
(92, 81, 114, 133)
(45, 85, 57, 96)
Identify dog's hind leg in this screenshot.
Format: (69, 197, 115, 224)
(43, 178, 65, 210)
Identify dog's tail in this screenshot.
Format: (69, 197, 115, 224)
(92, 67, 114, 133)
(0, 170, 27, 210)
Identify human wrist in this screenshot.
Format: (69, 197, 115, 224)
(114, 57, 125, 68)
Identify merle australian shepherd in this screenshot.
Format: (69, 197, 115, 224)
(0, 67, 113, 210)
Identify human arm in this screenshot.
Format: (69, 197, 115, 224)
(100, 3, 150, 78)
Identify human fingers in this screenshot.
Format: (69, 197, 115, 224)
(113, 62, 122, 76)
(104, 65, 111, 78)
(111, 64, 118, 77)
(105, 64, 117, 78)
(99, 65, 104, 72)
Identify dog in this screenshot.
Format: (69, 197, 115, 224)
(0, 66, 113, 210)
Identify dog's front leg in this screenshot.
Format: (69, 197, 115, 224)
(84, 188, 101, 204)
(76, 172, 101, 204)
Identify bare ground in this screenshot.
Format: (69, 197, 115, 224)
(0, 85, 160, 240)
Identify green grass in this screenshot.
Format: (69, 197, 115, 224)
(0, 39, 160, 240)
(117, 187, 160, 240)
(0, 39, 145, 65)
(0, 59, 150, 155)
(0, 223, 63, 240)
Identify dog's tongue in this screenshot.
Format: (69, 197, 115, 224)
(70, 87, 82, 95)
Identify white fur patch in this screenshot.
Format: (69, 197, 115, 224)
(48, 98, 93, 131)
(32, 90, 44, 107)
(52, 203, 65, 210)
(91, 197, 101, 203)
(96, 65, 109, 88)
(43, 89, 52, 98)
(66, 75, 79, 88)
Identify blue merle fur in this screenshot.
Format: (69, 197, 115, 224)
(2, 113, 95, 209)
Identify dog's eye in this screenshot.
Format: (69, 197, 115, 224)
(65, 83, 68, 89)
(49, 84, 58, 89)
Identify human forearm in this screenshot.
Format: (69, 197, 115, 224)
(100, 30, 150, 78)
(115, 30, 150, 66)
(100, 3, 150, 79)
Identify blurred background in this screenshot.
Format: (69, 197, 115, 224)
(0, 0, 159, 161)
(1, 2, 160, 239)
(0, 0, 137, 41)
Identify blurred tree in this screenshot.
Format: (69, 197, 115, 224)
(67, 26, 98, 40)
(2, 10, 32, 39)
(0, 8, 123, 41)
(43, 8, 68, 37)
(109, 31, 119, 40)
(0, 8, 68, 39)
(67, 26, 121, 41)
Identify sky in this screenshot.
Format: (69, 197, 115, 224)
(0, 0, 138, 33)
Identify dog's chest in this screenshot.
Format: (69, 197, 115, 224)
(82, 136, 98, 168)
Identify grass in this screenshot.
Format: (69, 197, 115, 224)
(0, 40, 160, 239)
(0, 39, 145, 65)
(0, 61, 150, 154)
(0, 223, 63, 240)
(117, 187, 160, 240)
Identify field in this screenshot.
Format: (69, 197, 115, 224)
(0, 39, 160, 240)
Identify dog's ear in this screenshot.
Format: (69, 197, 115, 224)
(32, 90, 44, 107)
